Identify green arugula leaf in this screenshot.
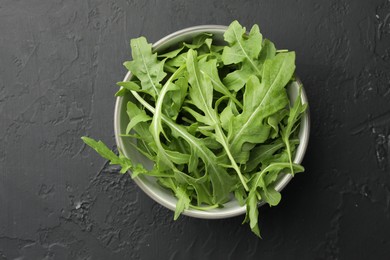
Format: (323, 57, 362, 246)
(117, 81, 141, 91)
(223, 37, 276, 93)
(166, 52, 187, 68)
(259, 39, 277, 62)
(199, 58, 243, 109)
(222, 21, 262, 70)
(158, 46, 185, 59)
(126, 101, 156, 154)
(245, 138, 300, 173)
(281, 87, 307, 175)
(165, 76, 188, 120)
(222, 62, 255, 92)
(183, 32, 213, 49)
(124, 37, 167, 98)
(81, 136, 133, 174)
(125, 109, 152, 135)
(244, 190, 261, 237)
(174, 185, 191, 220)
(114, 87, 128, 97)
(234, 185, 247, 206)
(220, 21, 266, 92)
(267, 109, 289, 139)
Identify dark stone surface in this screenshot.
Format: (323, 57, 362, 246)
(1, 0, 390, 259)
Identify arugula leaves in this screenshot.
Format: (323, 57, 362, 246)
(82, 20, 307, 237)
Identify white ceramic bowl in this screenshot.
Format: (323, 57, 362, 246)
(114, 25, 310, 219)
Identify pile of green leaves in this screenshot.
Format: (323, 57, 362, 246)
(82, 20, 307, 237)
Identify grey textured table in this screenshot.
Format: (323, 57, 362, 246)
(1, 0, 390, 259)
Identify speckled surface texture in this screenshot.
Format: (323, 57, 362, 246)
(1, 0, 390, 259)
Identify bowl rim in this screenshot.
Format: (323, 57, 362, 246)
(114, 25, 310, 219)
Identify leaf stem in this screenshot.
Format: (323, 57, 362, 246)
(189, 203, 221, 211)
(151, 64, 187, 169)
(252, 162, 303, 189)
(216, 127, 249, 191)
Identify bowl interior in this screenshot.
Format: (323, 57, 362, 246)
(114, 26, 310, 219)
